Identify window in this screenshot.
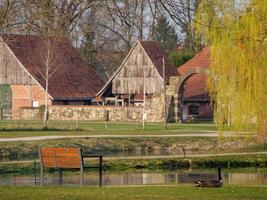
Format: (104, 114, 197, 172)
(84, 100, 92, 105)
(63, 100, 69, 105)
(188, 105, 199, 115)
(32, 101, 39, 108)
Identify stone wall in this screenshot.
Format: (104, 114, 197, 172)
(49, 104, 166, 122)
(19, 105, 165, 122)
(19, 107, 42, 120)
(49, 106, 142, 121)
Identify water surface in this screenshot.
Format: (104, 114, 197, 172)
(1, 170, 266, 186)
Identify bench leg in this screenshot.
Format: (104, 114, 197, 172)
(40, 167, 44, 186)
(80, 167, 84, 186)
(59, 169, 63, 185)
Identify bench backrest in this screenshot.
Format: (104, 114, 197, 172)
(39, 147, 83, 169)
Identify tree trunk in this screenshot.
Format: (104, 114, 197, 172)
(44, 71, 49, 127)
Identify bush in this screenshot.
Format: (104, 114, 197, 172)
(169, 50, 193, 68)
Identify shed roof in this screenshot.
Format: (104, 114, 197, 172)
(2, 34, 104, 100)
(177, 48, 211, 101)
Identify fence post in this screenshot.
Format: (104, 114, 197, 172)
(39, 149, 44, 186)
(182, 146, 186, 158)
(99, 156, 103, 187)
(59, 168, 63, 185)
(13, 175, 16, 186)
(34, 160, 37, 186)
(104, 110, 109, 130)
(0, 106, 2, 120)
(79, 149, 84, 186)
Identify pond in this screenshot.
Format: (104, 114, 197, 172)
(1, 169, 266, 186)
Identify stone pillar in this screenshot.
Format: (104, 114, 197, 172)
(167, 76, 181, 122)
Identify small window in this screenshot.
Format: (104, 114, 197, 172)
(32, 101, 39, 108)
(84, 100, 92, 105)
(188, 105, 199, 115)
(63, 100, 69, 105)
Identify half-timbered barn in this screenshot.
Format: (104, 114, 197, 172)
(0, 34, 104, 118)
(97, 40, 179, 106)
(177, 48, 213, 121)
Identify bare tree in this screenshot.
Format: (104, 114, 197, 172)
(14, 0, 96, 40)
(95, 0, 158, 52)
(159, 0, 201, 52)
(0, 0, 26, 33)
(78, 0, 161, 78)
(36, 37, 62, 127)
(0, 0, 9, 28)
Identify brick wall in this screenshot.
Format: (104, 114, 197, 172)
(11, 85, 52, 119)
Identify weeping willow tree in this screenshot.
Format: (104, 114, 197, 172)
(194, 0, 267, 140)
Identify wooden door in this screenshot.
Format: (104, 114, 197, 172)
(0, 85, 12, 119)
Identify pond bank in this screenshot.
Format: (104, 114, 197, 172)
(1, 154, 266, 175)
(0, 137, 265, 161)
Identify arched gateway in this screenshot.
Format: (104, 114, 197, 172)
(177, 67, 211, 90)
(176, 67, 211, 122)
(168, 67, 211, 122)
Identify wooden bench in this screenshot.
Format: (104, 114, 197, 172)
(39, 147, 103, 186)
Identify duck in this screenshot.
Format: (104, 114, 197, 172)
(194, 167, 223, 187)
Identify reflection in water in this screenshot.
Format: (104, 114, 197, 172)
(0, 171, 266, 186)
(227, 173, 267, 185)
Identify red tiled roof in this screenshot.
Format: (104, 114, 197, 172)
(2, 34, 104, 100)
(182, 74, 209, 100)
(140, 41, 179, 81)
(177, 48, 211, 101)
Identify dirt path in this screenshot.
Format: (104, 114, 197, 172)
(0, 132, 249, 142)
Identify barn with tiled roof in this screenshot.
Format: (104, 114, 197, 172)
(97, 40, 178, 106)
(0, 34, 104, 118)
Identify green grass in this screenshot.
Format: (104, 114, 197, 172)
(0, 129, 220, 138)
(0, 185, 266, 200)
(0, 120, 242, 138)
(0, 120, 219, 135)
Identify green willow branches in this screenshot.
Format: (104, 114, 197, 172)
(195, 0, 267, 138)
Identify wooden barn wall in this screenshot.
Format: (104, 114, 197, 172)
(112, 43, 163, 94)
(0, 42, 36, 85)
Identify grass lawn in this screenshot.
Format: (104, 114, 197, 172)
(0, 121, 223, 138)
(0, 185, 266, 200)
(0, 120, 217, 130)
(0, 129, 220, 138)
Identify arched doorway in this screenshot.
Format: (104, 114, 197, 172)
(177, 67, 211, 122)
(0, 85, 12, 119)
